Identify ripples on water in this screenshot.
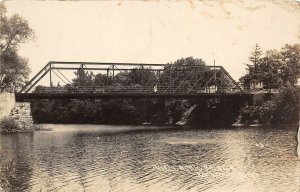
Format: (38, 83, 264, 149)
(0, 125, 299, 192)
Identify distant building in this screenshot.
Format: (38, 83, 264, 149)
(250, 79, 263, 90)
(205, 85, 218, 93)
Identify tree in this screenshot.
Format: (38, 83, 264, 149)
(240, 44, 300, 89)
(0, 2, 33, 92)
(272, 82, 298, 123)
(159, 57, 207, 88)
(240, 44, 263, 88)
(239, 44, 300, 125)
(72, 69, 94, 86)
(249, 44, 263, 67)
(94, 73, 110, 86)
(0, 49, 30, 92)
(259, 51, 283, 89)
(114, 70, 132, 86)
(114, 67, 157, 86)
(279, 44, 300, 85)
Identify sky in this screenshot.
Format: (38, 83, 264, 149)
(3, 0, 300, 83)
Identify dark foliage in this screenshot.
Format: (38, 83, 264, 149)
(239, 44, 300, 125)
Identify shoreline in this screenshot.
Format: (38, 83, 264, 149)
(1, 121, 298, 134)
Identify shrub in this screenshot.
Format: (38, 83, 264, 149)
(240, 84, 299, 125)
(0, 117, 20, 133)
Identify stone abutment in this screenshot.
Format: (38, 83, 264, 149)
(0, 93, 33, 131)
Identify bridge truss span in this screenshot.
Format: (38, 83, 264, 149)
(18, 61, 245, 99)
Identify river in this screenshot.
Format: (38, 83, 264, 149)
(0, 125, 299, 192)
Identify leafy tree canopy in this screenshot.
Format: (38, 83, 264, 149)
(71, 57, 236, 92)
(240, 44, 300, 89)
(72, 69, 94, 87)
(0, 2, 33, 92)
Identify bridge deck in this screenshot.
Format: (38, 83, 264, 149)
(16, 92, 252, 101)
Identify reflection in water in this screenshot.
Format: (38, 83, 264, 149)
(0, 133, 34, 191)
(0, 125, 299, 192)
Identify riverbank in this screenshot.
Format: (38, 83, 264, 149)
(0, 117, 28, 133)
(35, 123, 300, 132)
(1, 117, 298, 133)
(0, 117, 51, 133)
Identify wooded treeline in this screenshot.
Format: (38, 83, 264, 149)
(239, 44, 300, 125)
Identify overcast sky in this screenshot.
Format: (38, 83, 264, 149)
(4, 0, 300, 81)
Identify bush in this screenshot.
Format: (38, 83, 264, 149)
(0, 117, 20, 133)
(240, 84, 299, 125)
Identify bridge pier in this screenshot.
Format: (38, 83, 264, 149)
(0, 92, 15, 119)
(187, 96, 250, 127)
(0, 93, 33, 132)
(161, 98, 168, 125)
(141, 98, 168, 125)
(142, 98, 148, 123)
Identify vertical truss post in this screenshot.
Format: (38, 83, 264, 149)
(169, 66, 172, 93)
(141, 64, 144, 90)
(220, 69, 223, 91)
(158, 70, 161, 86)
(204, 70, 207, 93)
(80, 64, 84, 86)
(201, 69, 207, 93)
(112, 64, 115, 84)
(106, 68, 109, 87)
(195, 67, 198, 91)
(49, 63, 52, 87)
(214, 60, 217, 91)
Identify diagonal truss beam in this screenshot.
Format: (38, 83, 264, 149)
(19, 62, 52, 93)
(220, 66, 244, 92)
(24, 68, 51, 93)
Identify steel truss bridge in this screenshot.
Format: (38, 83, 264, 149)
(16, 61, 251, 101)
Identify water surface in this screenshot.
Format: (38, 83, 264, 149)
(0, 124, 299, 192)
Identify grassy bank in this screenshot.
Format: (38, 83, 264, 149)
(0, 117, 47, 133)
(0, 117, 20, 133)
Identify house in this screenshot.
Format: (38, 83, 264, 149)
(205, 85, 218, 93)
(250, 79, 263, 90)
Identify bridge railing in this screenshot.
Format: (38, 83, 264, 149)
(33, 86, 242, 94)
